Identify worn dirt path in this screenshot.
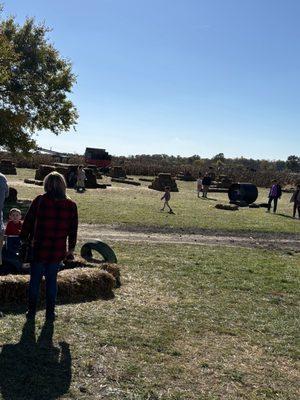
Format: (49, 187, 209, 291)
(78, 224, 300, 251)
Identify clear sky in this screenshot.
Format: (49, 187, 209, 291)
(3, 0, 300, 159)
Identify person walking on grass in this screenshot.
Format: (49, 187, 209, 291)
(196, 174, 202, 198)
(161, 186, 174, 214)
(201, 173, 212, 198)
(290, 184, 300, 219)
(0, 172, 9, 268)
(20, 172, 78, 322)
(76, 165, 86, 192)
(267, 179, 282, 213)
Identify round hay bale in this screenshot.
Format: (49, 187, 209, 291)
(215, 203, 239, 211)
(0, 268, 116, 306)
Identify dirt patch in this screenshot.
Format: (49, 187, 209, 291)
(78, 224, 300, 251)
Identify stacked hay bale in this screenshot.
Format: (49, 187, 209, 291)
(0, 160, 17, 175)
(0, 266, 118, 306)
(149, 173, 178, 192)
(84, 168, 98, 188)
(35, 165, 56, 180)
(110, 166, 127, 179)
(176, 171, 196, 181)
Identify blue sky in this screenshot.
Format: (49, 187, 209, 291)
(3, 0, 300, 159)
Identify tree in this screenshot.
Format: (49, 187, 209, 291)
(286, 155, 300, 172)
(0, 11, 78, 152)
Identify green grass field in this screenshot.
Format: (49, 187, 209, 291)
(5, 168, 300, 234)
(1, 243, 299, 399)
(1, 169, 299, 399)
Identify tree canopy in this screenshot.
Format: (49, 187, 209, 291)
(0, 10, 78, 152)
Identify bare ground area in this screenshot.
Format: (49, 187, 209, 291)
(78, 223, 300, 251)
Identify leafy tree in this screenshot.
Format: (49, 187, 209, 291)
(286, 155, 300, 172)
(0, 11, 78, 152)
(212, 153, 225, 162)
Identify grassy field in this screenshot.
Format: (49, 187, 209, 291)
(0, 243, 299, 399)
(1, 168, 299, 399)
(4, 168, 300, 234)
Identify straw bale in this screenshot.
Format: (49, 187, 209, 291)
(148, 173, 178, 192)
(215, 203, 239, 211)
(110, 166, 127, 178)
(0, 160, 17, 175)
(111, 178, 141, 186)
(24, 179, 43, 186)
(0, 268, 116, 306)
(35, 165, 56, 180)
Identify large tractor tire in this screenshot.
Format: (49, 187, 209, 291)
(80, 240, 117, 264)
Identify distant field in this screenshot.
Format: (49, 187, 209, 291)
(5, 168, 300, 235)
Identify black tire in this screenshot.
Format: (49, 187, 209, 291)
(80, 240, 117, 264)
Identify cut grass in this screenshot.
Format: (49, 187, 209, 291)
(0, 243, 299, 399)
(4, 169, 300, 235)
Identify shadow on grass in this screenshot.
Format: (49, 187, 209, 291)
(274, 213, 297, 220)
(0, 319, 71, 400)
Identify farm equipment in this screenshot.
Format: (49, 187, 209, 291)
(84, 148, 112, 171)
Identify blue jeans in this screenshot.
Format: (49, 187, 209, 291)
(28, 262, 60, 316)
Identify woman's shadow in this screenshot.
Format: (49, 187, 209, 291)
(0, 319, 71, 400)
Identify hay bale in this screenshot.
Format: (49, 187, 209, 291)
(149, 173, 178, 192)
(110, 166, 127, 179)
(0, 160, 17, 175)
(35, 165, 56, 180)
(0, 268, 116, 306)
(249, 203, 260, 208)
(24, 179, 44, 186)
(138, 178, 153, 182)
(176, 172, 196, 181)
(215, 203, 239, 211)
(84, 168, 98, 188)
(111, 178, 141, 186)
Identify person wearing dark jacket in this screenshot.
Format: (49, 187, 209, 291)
(20, 172, 78, 321)
(201, 173, 212, 198)
(267, 180, 282, 213)
(290, 184, 300, 219)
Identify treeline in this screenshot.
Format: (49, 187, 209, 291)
(112, 153, 300, 187)
(1, 151, 299, 187)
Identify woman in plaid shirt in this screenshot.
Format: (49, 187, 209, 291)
(20, 172, 78, 321)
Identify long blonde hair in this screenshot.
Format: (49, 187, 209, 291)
(44, 172, 67, 199)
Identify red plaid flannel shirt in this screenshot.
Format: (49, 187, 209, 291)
(20, 194, 78, 263)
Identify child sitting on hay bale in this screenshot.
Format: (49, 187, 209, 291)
(3, 209, 23, 272)
(0, 172, 9, 268)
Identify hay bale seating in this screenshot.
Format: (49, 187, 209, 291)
(148, 173, 178, 192)
(0, 262, 120, 306)
(111, 178, 141, 186)
(24, 179, 44, 186)
(215, 203, 239, 211)
(110, 166, 127, 179)
(0, 160, 17, 175)
(35, 165, 56, 180)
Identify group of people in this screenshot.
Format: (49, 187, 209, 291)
(0, 171, 78, 321)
